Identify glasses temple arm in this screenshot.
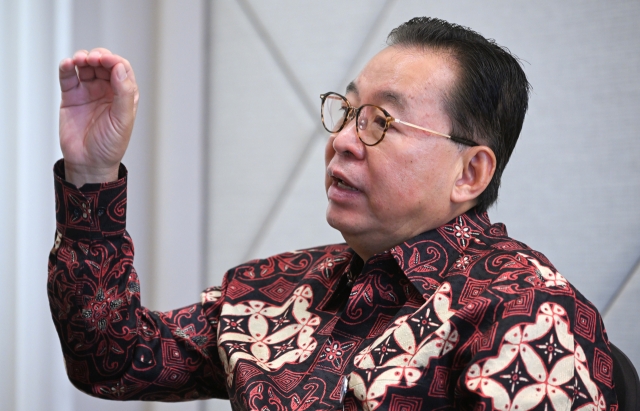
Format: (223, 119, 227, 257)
(393, 119, 478, 147)
(393, 119, 452, 139)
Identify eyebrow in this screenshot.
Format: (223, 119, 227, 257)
(345, 81, 407, 114)
(346, 81, 358, 96)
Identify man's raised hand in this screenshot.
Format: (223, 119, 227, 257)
(59, 48, 139, 187)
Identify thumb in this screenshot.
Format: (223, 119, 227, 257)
(110, 62, 137, 134)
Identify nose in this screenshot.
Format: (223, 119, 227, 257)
(331, 119, 366, 160)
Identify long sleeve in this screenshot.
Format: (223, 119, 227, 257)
(47, 160, 228, 401)
(457, 283, 615, 410)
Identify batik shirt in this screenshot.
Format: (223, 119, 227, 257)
(48, 160, 617, 410)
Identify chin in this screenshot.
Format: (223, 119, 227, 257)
(326, 207, 352, 233)
(325, 211, 342, 231)
(326, 211, 365, 242)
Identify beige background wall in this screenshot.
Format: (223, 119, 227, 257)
(1, 1, 638, 410)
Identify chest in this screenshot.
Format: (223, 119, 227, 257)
(215, 255, 462, 410)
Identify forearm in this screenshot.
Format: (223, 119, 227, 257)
(48, 160, 227, 400)
(48, 231, 141, 384)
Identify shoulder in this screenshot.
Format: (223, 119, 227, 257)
(458, 223, 587, 321)
(464, 219, 565, 288)
(467, 226, 609, 349)
(224, 243, 352, 281)
(204, 244, 353, 304)
(463, 248, 617, 409)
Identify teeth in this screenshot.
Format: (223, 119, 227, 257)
(337, 179, 358, 191)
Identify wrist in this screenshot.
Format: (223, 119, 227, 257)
(53, 159, 128, 240)
(64, 161, 120, 187)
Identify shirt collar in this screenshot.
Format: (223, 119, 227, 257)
(387, 208, 501, 299)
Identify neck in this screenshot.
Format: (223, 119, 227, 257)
(345, 203, 476, 262)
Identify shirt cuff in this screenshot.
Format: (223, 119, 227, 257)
(53, 159, 128, 240)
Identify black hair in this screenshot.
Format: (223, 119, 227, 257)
(387, 17, 531, 211)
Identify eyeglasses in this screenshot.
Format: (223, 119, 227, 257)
(320, 92, 478, 147)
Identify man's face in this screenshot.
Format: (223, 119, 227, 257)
(325, 46, 465, 258)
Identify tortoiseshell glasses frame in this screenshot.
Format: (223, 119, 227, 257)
(320, 92, 478, 147)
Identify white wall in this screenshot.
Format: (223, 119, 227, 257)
(1, 1, 638, 410)
(0, 1, 72, 410)
(208, 0, 640, 370)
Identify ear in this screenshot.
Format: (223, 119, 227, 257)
(451, 146, 496, 205)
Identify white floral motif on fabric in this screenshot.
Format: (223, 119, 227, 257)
(350, 282, 459, 411)
(217, 285, 319, 386)
(465, 302, 605, 410)
(574, 344, 608, 411)
(519, 253, 569, 288)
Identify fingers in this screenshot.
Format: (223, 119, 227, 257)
(99, 53, 137, 88)
(61, 48, 136, 89)
(109, 61, 138, 134)
(59, 57, 80, 92)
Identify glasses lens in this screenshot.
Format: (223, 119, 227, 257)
(321, 94, 348, 132)
(357, 105, 388, 145)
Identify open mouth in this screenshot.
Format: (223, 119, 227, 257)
(333, 176, 358, 191)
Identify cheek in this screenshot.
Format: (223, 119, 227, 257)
(324, 136, 335, 165)
(324, 137, 335, 191)
(386, 172, 429, 209)
(368, 156, 417, 213)
(369, 153, 445, 213)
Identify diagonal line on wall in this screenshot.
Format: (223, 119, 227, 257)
(241, 125, 325, 262)
(602, 255, 640, 318)
(241, 0, 398, 262)
(199, 0, 212, 313)
(235, 0, 316, 119)
(336, 0, 399, 88)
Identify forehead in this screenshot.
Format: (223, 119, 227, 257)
(350, 46, 457, 116)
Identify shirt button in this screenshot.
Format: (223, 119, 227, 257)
(339, 375, 349, 403)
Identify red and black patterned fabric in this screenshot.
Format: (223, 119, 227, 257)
(48, 160, 618, 410)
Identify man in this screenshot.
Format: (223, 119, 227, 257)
(49, 18, 617, 410)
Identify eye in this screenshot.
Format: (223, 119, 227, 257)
(372, 113, 387, 129)
(386, 124, 398, 133)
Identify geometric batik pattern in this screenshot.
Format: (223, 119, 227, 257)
(48, 161, 618, 410)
